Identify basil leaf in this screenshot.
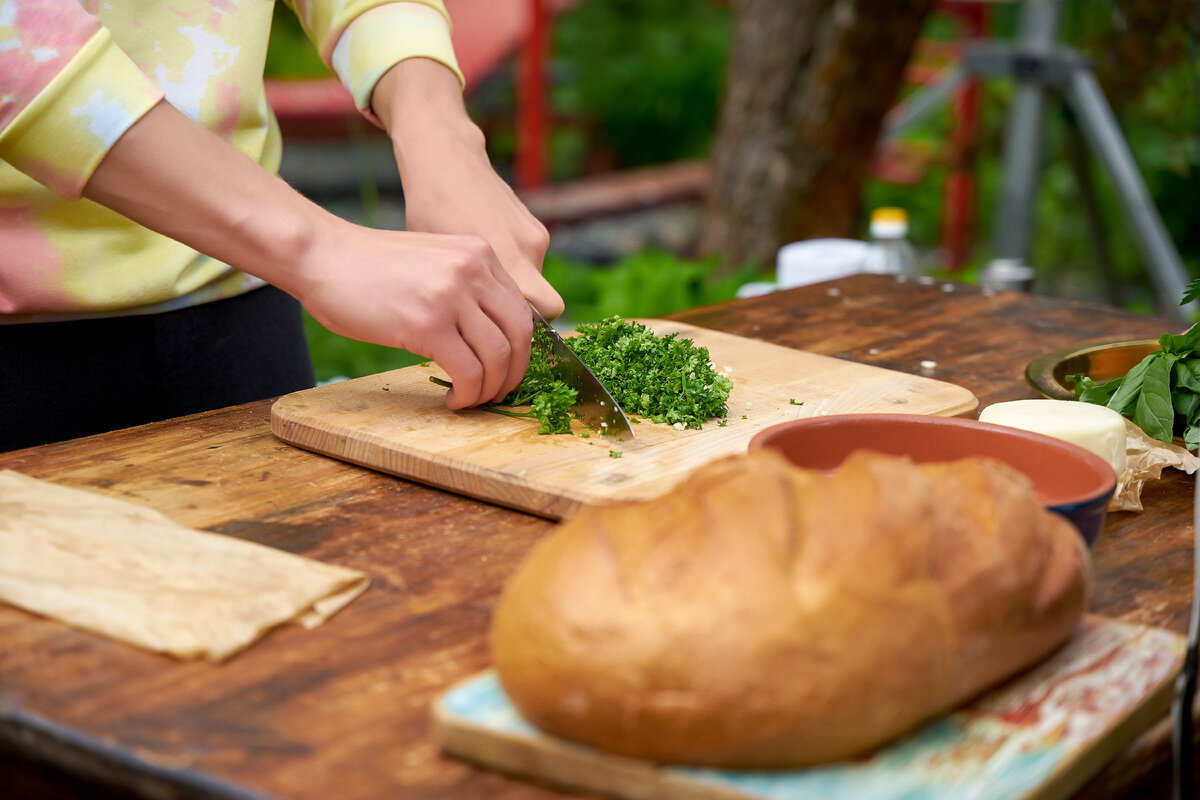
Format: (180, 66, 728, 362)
(1131, 354, 1176, 442)
(1174, 358, 1200, 393)
(1160, 325, 1200, 356)
(1068, 372, 1121, 405)
(1182, 278, 1200, 307)
(1173, 389, 1200, 420)
(1105, 353, 1160, 415)
(1185, 424, 1200, 451)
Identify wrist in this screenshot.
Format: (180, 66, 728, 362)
(259, 203, 344, 305)
(372, 58, 485, 160)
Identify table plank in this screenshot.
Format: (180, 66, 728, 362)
(1, 275, 1194, 799)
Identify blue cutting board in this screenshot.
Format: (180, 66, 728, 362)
(434, 616, 1182, 800)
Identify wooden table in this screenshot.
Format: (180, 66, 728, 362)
(1, 274, 1195, 800)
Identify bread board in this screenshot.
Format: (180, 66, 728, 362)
(434, 616, 1183, 800)
(271, 320, 978, 519)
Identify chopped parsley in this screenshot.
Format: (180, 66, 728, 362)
(430, 316, 733, 436)
(566, 317, 732, 430)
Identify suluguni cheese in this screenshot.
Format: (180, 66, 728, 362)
(978, 399, 1127, 478)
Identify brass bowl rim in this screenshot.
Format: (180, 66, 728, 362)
(1025, 338, 1160, 401)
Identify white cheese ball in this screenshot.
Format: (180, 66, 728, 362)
(979, 399, 1127, 478)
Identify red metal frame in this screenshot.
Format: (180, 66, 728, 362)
(515, 0, 549, 191)
(937, 1, 988, 271)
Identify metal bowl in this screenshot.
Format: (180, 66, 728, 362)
(1025, 339, 1160, 401)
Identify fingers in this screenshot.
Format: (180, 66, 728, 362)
(477, 292, 533, 403)
(434, 335, 487, 411)
(445, 301, 532, 408)
(526, 278, 565, 322)
(433, 237, 532, 408)
(489, 212, 565, 322)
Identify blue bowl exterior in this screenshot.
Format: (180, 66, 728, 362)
(1049, 490, 1113, 547)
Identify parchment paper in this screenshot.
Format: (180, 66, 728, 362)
(0, 470, 368, 661)
(1112, 420, 1198, 511)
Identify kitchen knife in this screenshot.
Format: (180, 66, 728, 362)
(531, 308, 635, 440)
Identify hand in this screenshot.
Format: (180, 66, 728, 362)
(372, 58, 565, 321)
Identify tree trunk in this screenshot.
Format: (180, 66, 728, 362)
(701, 0, 935, 275)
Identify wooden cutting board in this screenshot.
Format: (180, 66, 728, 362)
(271, 320, 978, 519)
(434, 616, 1184, 800)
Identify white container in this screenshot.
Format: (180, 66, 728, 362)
(774, 238, 873, 289)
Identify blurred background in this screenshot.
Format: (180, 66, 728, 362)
(263, 0, 1200, 382)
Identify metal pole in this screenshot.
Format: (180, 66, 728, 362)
(989, 0, 1062, 264)
(1061, 106, 1122, 307)
(516, 0, 549, 191)
(1064, 68, 1193, 318)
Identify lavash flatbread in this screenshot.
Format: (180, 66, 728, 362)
(0, 470, 368, 661)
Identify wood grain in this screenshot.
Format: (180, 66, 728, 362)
(0, 275, 1195, 800)
(270, 319, 977, 518)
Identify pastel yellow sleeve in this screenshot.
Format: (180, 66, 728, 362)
(287, 0, 463, 120)
(0, 27, 163, 199)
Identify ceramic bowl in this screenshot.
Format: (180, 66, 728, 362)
(747, 413, 1117, 546)
(1025, 339, 1159, 401)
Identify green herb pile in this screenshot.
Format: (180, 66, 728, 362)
(565, 316, 732, 429)
(491, 322, 578, 434)
(1070, 278, 1200, 448)
(435, 316, 733, 435)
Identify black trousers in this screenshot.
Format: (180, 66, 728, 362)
(0, 285, 315, 452)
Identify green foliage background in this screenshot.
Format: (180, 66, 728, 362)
(268, 0, 1200, 380)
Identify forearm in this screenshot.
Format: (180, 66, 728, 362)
(371, 57, 487, 196)
(369, 57, 564, 319)
(82, 99, 332, 300)
(83, 95, 533, 409)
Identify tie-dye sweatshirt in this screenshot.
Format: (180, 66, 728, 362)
(0, 0, 462, 323)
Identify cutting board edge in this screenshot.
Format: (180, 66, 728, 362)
(269, 405, 586, 520)
(931, 393, 979, 418)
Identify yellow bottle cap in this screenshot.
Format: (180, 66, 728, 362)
(870, 207, 908, 225)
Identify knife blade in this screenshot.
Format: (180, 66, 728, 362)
(530, 308, 635, 440)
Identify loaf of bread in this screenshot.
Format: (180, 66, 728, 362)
(489, 449, 1089, 768)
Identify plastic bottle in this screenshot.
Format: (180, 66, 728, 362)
(865, 207, 920, 276)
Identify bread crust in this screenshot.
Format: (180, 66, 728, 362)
(489, 450, 1090, 767)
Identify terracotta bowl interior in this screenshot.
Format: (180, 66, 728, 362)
(747, 414, 1117, 513)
